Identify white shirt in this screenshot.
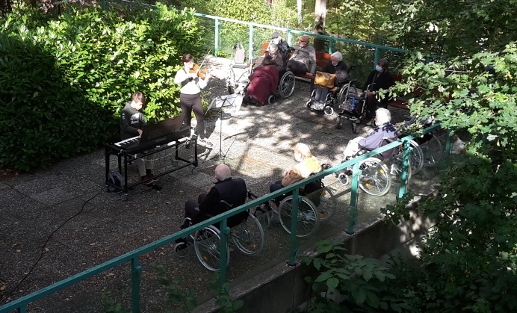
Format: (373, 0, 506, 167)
(174, 68, 209, 95)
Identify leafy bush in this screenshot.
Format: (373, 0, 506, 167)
(299, 240, 414, 313)
(0, 4, 205, 171)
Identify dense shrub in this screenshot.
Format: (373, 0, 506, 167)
(0, 4, 204, 171)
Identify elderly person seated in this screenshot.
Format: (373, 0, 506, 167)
(269, 143, 321, 208)
(268, 32, 290, 65)
(179, 164, 248, 231)
(287, 35, 316, 77)
(341, 108, 397, 161)
(313, 51, 348, 104)
(362, 58, 395, 126)
(243, 55, 280, 106)
(254, 43, 284, 71)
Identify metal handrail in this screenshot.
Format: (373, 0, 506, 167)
(0, 124, 445, 313)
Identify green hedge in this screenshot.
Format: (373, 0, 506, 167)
(0, 4, 205, 171)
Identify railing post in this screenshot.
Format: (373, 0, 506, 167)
(287, 188, 300, 266)
(445, 129, 453, 156)
(219, 219, 230, 285)
(248, 25, 254, 63)
(214, 18, 220, 57)
(328, 39, 334, 54)
(131, 257, 142, 313)
(347, 162, 361, 234)
(398, 138, 411, 198)
(374, 47, 380, 69)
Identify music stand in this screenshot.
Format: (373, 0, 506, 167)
(207, 94, 243, 160)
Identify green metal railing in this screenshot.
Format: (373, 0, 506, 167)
(1, 3, 441, 312)
(0, 124, 448, 313)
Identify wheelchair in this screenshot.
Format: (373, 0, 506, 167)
(336, 138, 412, 196)
(335, 80, 372, 134)
(306, 82, 349, 116)
(225, 51, 295, 103)
(250, 166, 337, 238)
(173, 196, 265, 272)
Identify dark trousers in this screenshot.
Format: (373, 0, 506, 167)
(180, 93, 206, 139)
(287, 60, 308, 75)
(184, 193, 207, 222)
(314, 86, 329, 102)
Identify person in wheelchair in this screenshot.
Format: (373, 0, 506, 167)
(361, 58, 395, 126)
(311, 51, 348, 108)
(269, 143, 321, 209)
(243, 55, 280, 106)
(179, 164, 248, 232)
(340, 108, 397, 162)
(268, 32, 290, 66)
(253, 43, 284, 71)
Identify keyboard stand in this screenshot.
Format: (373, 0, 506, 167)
(104, 135, 197, 200)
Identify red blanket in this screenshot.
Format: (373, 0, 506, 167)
(246, 65, 279, 104)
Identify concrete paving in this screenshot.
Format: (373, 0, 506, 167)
(0, 59, 442, 312)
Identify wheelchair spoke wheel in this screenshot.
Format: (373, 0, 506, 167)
(194, 226, 229, 272)
(409, 140, 424, 175)
(231, 213, 265, 256)
(359, 157, 391, 196)
(390, 155, 412, 185)
(421, 134, 444, 166)
(278, 195, 320, 238)
(315, 186, 337, 222)
(279, 71, 295, 98)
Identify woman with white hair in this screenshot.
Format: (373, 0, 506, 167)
(313, 51, 348, 104)
(341, 108, 397, 159)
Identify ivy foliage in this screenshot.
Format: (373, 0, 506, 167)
(0, 4, 204, 171)
(383, 42, 517, 312)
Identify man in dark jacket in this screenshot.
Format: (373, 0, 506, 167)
(180, 164, 248, 229)
(268, 32, 290, 67)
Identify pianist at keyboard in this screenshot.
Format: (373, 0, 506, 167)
(120, 92, 157, 185)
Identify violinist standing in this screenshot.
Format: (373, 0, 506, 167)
(174, 54, 213, 147)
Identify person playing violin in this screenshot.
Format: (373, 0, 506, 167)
(174, 54, 213, 147)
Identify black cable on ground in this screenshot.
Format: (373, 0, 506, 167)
(0, 187, 102, 303)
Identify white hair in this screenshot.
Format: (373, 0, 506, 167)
(269, 43, 278, 52)
(331, 51, 342, 61)
(375, 108, 391, 125)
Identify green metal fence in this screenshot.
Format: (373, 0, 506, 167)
(1, 3, 445, 312)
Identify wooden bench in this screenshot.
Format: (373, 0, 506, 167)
(387, 73, 410, 110)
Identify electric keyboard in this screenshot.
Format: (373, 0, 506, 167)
(111, 126, 190, 154)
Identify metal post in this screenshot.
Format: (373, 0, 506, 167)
(287, 188, 300, 266)
(131, 257, 142, 313)
(374, 47, 380, 69)
(219, 219, 230, 285)
(329, 39, 334, 54)
(346, 162, 361, 234)
(214, 19, 219, 56)
(248, 25, 254, 64)
(398, 139, 411, 198)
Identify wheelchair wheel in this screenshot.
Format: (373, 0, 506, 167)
(390, 154, 413, 185)
(173, 241, 190, 258)
(323, 106, 334, 116)
(315, 186, 337, 222)
(194, 226, 229, 272)
(267, 94, 275, 105)
(421, 134, 444, 166)
(358, 157, 391, 196)
(278, 71, 295, 98)
(351, 120, 358, 134)
(409, 140, 424, 175)
(231, 213, 265, 256)
(278, 195, 320, 238)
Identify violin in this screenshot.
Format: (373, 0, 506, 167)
(190, 64, 211, 79)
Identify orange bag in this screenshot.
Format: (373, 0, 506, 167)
(314, 71, 336, 88)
